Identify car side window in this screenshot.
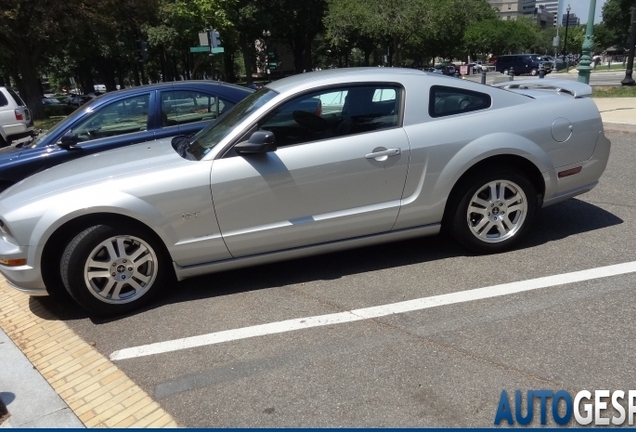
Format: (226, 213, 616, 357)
(257, 84, 400, 148)
(0, 92, 8, 107)
(73, 94, 150, 143)
(160, 90, 234, 127)
(429, 85, 491, 118)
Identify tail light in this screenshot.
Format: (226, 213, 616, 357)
(14, 110, 24, 121)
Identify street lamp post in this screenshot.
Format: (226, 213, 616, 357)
(262, 30, 271, 82)
(563, 4, 571, 71)
(577, 0, 597, 84)
(621, 1, 636, 86)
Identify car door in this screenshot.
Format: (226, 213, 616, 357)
(210, 84, 410, 258)
(157, 88, 237, 139)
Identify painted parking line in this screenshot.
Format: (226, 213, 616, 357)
(110, 260, 636, 361)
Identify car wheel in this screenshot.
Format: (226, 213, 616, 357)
(0, 135, 7, 148)
(503, 69, 509, 75)
(448, 169, 537, 254)
(530, 68, 538, 76)
(60, 224, 168, 316)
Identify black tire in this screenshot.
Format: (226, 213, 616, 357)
(530, 68, 538, 76)
(0, 135, 7, 148)
(60, 224, 168, 316)
(502, 69, 509, 75)
(447, 169, 538, 254)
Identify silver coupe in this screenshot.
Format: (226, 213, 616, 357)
(0, 68, 610, 315)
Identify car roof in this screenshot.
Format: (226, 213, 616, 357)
(265, 67, 428, 94)
(93, 80, 251, 100)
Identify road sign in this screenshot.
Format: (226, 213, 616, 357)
(211, 47, 225, 54)
(190, 46, 210, 53)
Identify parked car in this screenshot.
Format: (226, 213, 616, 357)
(0, 81, 253, 193)
(433, 64, 456, 76)
(64, 93, 97, 107)
(0, 86, 34, 147)
(42, 97, 62, 105)
(495, 54, 553, 76)
(0, 69, 610, 316)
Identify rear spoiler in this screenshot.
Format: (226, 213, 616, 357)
(493, 79, 592, 98)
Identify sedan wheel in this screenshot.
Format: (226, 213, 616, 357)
(61, 224, 168, 316)
(448, 170, 537, 253)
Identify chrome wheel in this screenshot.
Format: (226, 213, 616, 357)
(83, 235, 158, 304)
(466, 180, 528, 243)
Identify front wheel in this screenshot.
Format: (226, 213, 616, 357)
(60, 224, 169, 316)
(448, 170, 538, 254)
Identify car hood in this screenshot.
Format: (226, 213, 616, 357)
(0, 137, 188, 211)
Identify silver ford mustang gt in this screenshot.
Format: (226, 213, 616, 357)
(0, 68, 610, 315)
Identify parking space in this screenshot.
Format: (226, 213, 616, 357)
(1, 131, 635, 427)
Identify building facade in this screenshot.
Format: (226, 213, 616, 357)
(488, 0, 538, 20)
(536, 0, 560, 26)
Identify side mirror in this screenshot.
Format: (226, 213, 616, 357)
(235, 130, 276, 155)
(58, 130, 79, 150)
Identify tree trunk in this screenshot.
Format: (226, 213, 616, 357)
(17, 51, 44, 120)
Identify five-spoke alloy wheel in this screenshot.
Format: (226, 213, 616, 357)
(448, 169, 538, 253)
(61, 224, 168, 316)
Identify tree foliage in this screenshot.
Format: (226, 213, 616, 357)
(2, 0, 602, 120)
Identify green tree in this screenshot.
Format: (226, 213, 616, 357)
(602, 0, 634, 47)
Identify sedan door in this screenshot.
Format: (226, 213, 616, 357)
(211, 84, 410, 258)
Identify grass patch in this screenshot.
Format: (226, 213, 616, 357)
(34, 116, 65, 131)
(592, 85, 636, 98)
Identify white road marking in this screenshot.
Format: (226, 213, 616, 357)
(110, 261, 636, 361)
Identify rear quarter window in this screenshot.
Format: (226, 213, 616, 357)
(6, 88, 25, 106)
(429, 85, 492, 118)
(0, 91, 8, 107)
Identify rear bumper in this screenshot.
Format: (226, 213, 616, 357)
(1, 123, 35, 142)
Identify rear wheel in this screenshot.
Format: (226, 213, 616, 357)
(530, 68, 538, 76)
(60, 224, 168, 316)
(0, 135, 7, 148)
(502, 69, 509, 75)
(447, 169, 538, 254)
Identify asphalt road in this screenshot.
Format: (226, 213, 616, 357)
(32, 131, 636, 427)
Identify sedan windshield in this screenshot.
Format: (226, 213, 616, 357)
(188, 87, 278, 160)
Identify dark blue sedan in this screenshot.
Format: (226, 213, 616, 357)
(0, 81, 253, 192)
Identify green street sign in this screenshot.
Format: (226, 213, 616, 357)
(211, 47, 225, 54)
(190, 46, 210, 53)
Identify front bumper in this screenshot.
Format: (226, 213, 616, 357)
(0, 239, 48, 296)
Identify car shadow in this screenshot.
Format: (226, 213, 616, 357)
(29, 198, 622, 323)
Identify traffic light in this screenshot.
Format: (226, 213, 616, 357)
(209, 30, 221, 48)
(135, 39, 149, 63)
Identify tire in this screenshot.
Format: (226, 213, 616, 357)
(530, 68, 538, 76)
(447, 169, 538, 254)
(503, 69, 509, 75)
(60, 224, 168, 316)
(0, 135, 7, 148)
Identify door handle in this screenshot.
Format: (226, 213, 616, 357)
(365, 148, 401, 161)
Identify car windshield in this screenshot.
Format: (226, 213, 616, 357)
(187, 87, 278, 160)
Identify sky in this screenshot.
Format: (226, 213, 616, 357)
(556, 0, 608, 25)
